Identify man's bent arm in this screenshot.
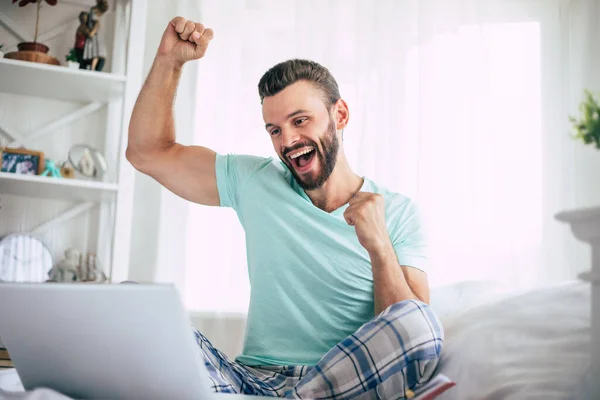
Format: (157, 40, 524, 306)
(127, 18, 219, 206)
(369, 243, 429, 315)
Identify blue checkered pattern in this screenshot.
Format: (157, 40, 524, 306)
(194, 299, 443, 399)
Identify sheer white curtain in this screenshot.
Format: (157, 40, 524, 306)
(171, 0, 600, 319)
(542, 0, 600, 283)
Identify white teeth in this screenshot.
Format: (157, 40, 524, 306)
(289, 148, 314, 159)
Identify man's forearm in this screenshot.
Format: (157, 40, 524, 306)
(127, 56, 182, 164)
(370, 243, 418, 315)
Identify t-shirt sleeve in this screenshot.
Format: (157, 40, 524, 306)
(215, 153, 270, 210)
(390, 200, 428, 273)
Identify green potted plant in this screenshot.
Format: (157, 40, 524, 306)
(570, 90, 600, 150)
(5, 0, 60, 66)
(65, 48, 79, 69)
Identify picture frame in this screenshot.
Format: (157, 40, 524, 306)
(0, 147, 45, 175)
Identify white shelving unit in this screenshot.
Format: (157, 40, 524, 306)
(0, 0, 147, 282)
(0, 172, 118, 202)
(0, 57, 126, 103)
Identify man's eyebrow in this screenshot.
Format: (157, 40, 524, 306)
(286, 109, 309, 119)
(265, 109, 310, 129)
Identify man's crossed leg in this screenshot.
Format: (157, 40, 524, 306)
(195, 300, 443, 400)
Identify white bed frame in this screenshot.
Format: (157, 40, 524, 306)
(556, 206, 600, 398)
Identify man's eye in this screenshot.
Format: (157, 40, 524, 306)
(294, 118, 307, 125)
(271, 129, 280, 135)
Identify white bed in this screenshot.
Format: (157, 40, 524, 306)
(1, 206, 598, 399)
(432, 281, 590, 399)
(0, 281, 592, 400)
(433, 205, 599, 399)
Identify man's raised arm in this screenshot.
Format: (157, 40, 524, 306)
(127, 17, 219, 206)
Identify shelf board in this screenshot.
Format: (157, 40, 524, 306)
(0, 172, 118, 202)
(0, 58, 126, 103)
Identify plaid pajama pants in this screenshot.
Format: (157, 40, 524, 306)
(193, 299, 444, 399)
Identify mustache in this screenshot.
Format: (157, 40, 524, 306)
(282, 141, 319, 159)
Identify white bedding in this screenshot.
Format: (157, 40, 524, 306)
(433, 281, 591, 400)
(0, 281, 591, 399)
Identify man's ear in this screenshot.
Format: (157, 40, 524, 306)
(334, 98, 350, 131)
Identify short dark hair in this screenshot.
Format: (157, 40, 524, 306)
(258, 59, 341, 108)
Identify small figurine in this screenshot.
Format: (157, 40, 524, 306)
(48, 248, 80, 283)
(41, 159, 62, 178)
(83, 252, 107, 283)
(74, 0, 109, 71)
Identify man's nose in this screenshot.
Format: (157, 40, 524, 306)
(281, 128, 300, 149)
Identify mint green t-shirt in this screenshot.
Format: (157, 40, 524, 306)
(214, 154, 427, 367)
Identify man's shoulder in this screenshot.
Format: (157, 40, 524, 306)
(365, 178, 421, 228)
(223, 153, 273, 167)
(366, 180, 424, 245)
(244, 154, 288, 178)
(365, 178, 413, 209)
(218, 153, 290, 183)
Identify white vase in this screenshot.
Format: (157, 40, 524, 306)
(0, 51, 4, 58)
(67, 61, 79, 69)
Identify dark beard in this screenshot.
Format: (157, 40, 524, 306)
(281, 117, 339, 191)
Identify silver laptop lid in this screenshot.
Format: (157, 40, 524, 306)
(0, 283, 210, 399)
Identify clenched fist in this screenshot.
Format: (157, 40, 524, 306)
(344, 192, 392, 254)
(158, 17, 214, 66)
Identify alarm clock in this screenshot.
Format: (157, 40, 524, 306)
(0, 233, 53, 283)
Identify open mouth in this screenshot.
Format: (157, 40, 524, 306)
(289, 148, 316, 173)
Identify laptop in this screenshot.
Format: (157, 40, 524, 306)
(0, 283, 261, 399)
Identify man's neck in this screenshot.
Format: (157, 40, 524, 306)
(305, 154, 363, 213)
